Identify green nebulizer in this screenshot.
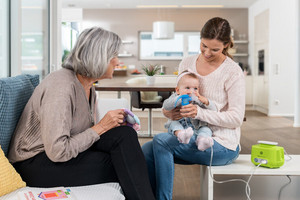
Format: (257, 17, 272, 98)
(251, 141, 284, 168)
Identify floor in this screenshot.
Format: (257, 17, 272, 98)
(137, 110, 300, 200)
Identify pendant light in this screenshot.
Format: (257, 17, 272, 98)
(152, 21, 174, 39)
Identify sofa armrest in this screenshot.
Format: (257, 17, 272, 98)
(96, 98, 129, 123)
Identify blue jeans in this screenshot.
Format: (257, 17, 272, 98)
(142, 132, 239, 200)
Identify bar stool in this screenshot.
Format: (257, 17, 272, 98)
(130, 91, 171, 137)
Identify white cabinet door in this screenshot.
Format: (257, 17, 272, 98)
(245, 76, 253, 105)
(253, 10, 269, 114)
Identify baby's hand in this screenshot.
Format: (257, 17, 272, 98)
(195, 91, 209, 106)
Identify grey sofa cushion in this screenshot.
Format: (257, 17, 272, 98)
(0, 74, 39, 156)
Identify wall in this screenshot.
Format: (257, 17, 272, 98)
(249, 0, 298, 116)
(82, 8, 248, 74)
(294, 0, 300, 127)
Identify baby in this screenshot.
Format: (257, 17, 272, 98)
(163, 70, 217, 151)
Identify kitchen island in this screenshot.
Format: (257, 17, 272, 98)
(96, 75, 176, 93)
(95, 75, 177, 136)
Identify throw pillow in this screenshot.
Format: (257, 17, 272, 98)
(0, 74, 39, 156)
(0, 145, 26, 196)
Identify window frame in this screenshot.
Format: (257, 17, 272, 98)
(0, 0, 9, 77)
(138, 31, 200, 61)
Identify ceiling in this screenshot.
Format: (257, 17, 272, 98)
(62, 0, 258, 9)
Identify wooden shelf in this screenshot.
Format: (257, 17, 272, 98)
(122, 40, 133, 44)
(234, 40, 248, 44)
(232, 41, 249, 57)
(118, 53, 133, 57)
(233, 53, 248, 57)
(120, 41, 133, 57)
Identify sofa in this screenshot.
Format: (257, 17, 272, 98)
(0, 74, 125, 200)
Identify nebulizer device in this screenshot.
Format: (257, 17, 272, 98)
(251, 140, 285, 168)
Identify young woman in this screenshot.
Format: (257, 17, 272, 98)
(142, 17, 245, 199)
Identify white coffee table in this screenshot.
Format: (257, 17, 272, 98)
(200, 154, 300, 200)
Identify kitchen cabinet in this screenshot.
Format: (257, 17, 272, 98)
(232, 40, 249, 74)
(245, 75, 253, 105)
(233, 40, 249, 57)
(118, 53, 133, 57)
(118, 40, 134, 57)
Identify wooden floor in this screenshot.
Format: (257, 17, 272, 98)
(138, 110, 300, 200)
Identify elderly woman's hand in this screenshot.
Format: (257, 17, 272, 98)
(180, 104, 198, 118)
(162, 107, 182, 121)
(92, 109, 125, 136)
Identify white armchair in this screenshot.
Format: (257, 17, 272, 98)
(96, 98, 130, 122)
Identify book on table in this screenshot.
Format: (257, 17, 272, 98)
(17, 187, 78, 200)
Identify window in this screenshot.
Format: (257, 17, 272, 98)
(139, 31, 200, 60)
(21, 0, 49, 79)
(0, 0, 9, 77)
(61, 22, 80, 62)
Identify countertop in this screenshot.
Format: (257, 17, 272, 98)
(96, 75, 177, 92)
(99, 74, 177, 84)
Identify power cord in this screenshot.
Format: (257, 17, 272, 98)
(278, 175, 291, 200)
(277, 149, 292, 200)
(284, 149, 292, 162)
(182, 108, 257, 199)
(208, 145, 261, 200)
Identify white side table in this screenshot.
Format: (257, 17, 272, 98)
(200, 154, 300, 200)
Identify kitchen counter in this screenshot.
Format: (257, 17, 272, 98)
(96, 75, 177, 93)
(98, 74, 177, 85)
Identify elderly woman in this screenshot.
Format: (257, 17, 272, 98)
(8, 27, 155, 200)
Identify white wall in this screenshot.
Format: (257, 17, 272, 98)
(62, 8, 82, 22)
(294, 0, 300, 127)
(249, 0, 298, 116)
(83, 8, 248, 75)
(269, 0, 298, 116)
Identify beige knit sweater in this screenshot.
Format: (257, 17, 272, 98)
(179, 55, 245, 151)
(8, 68, 100, 163)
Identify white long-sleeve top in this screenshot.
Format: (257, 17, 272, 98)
(179, 55, 245, 151)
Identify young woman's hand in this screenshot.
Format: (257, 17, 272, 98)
(180, 104, 198, 118)
(162, 107, 182, 120)
(92, 109, 125, 136)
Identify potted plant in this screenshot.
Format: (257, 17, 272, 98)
(142, 64, 160, 76)
(142, 64, 160, 85)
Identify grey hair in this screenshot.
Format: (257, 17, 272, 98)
(62, 27, 122, 78)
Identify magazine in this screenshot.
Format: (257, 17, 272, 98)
(17, 187, 78, 200)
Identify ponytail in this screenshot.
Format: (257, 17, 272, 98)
(222, 36, 234, 59)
